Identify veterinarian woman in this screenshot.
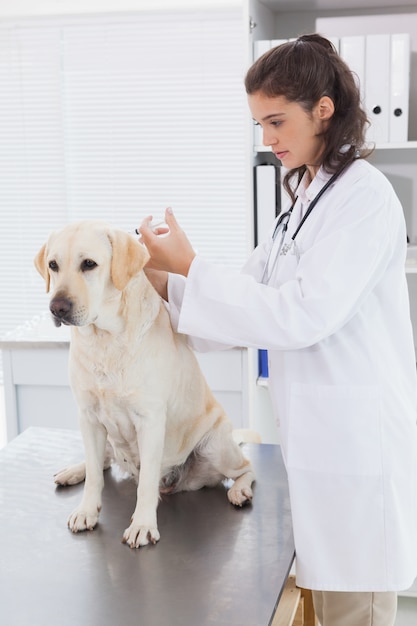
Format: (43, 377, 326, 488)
(139, 34, 417, 626)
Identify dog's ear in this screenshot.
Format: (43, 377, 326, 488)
(110, 231, 150, 291)
(34, 243, 51, 293)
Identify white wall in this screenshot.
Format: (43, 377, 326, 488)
(0, 0, 241, 18)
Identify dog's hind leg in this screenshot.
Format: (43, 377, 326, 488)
(173, 421, 256, 505)
(55, 461, 86, 486)
(54, 440, 113, 486)
(226, 464, 256, 507)
(200, 422, 256, 507)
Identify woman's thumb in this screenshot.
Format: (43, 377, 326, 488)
(164, 206, 177, 229)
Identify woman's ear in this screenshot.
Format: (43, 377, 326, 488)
(317, 96, 335, 121)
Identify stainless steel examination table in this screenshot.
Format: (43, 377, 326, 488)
(0, 427, 295, 626)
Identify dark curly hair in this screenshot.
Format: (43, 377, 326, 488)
(245, 33, 371, 202)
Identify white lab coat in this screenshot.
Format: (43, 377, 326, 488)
(167, 159, 417, 592)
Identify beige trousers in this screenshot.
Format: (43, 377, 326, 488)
(312, 590, 397, 626)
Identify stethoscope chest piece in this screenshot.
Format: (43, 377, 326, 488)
(280, 242, 293, 256)
(261, 162, 350, 284)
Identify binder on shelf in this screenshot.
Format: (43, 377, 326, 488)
(253, 39, 271, 61)
(270, 38, 288, 49)
(252, 40, 269, 146)
(258, 349, 269, 379)
(254, 164, 280, 247)
(327, 36, 340, 53)
(254, 121, 263, 148)
(389, 33, 410, 143)
(252, 39, 288, 147)
(365, 33, 390, 144)
(340, 35, 366, 104)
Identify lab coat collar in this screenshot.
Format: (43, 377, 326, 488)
(296, 166, 332, 206)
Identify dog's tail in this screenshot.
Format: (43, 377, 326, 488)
(232, 429, 262, 446)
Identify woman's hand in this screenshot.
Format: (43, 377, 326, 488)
(139, 208, 196, 277)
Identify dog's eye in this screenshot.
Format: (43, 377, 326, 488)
(48, 260, 59, 272)
(81, 259, 97, 272)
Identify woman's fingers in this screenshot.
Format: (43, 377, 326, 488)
(138, 208, 195, 276)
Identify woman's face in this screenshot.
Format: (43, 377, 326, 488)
(248, 91, 334, 178)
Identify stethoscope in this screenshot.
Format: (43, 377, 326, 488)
(261, 163, 350, 284)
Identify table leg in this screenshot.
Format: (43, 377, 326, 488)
(300, 588, 318, 626)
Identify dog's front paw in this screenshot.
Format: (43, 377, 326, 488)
(227, 484, 253, 507)
(122, 521, 160, 548)
(68, 506, 100, 532)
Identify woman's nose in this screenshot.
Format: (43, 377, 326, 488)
(262, 128, 277, 147)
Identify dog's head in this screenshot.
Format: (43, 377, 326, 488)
(34, 220, 150, 327)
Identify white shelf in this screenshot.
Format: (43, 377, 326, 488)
(375, 141, 417, 150)
(254, 141, 417, 153)
(259, 0, 417, 11)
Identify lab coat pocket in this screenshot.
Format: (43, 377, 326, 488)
(287, 383, 382, 476)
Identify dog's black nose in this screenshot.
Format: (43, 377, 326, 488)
(50, 297, 73, 325)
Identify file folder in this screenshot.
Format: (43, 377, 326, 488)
(252, 40, 287, 147)
(365, 34, 390, 144)
(389, 33, 410, 143)
(258, 349, 269, 379)
(252, 41, 270, 145)
(270, 38, 288, 49)
(253, 39, 271, 61)
(327, 36, 340, 53)
(254, 164, 280, 247)
(340, 35, 366, 105)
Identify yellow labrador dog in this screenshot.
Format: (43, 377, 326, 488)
(34, 220, 256, 548)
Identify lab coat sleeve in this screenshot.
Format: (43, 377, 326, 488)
(177, 182, 403, 350)
(167, 272, 235, 352)
(166, 239, 271, 352)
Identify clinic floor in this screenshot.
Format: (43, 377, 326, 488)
(0, 387, 416, 625)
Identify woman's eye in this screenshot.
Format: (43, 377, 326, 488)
(81, 259, 97, 271)
(270, 120, 282, 127)
(48, 260, 59, 272)
(253, 121, 261, 127)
